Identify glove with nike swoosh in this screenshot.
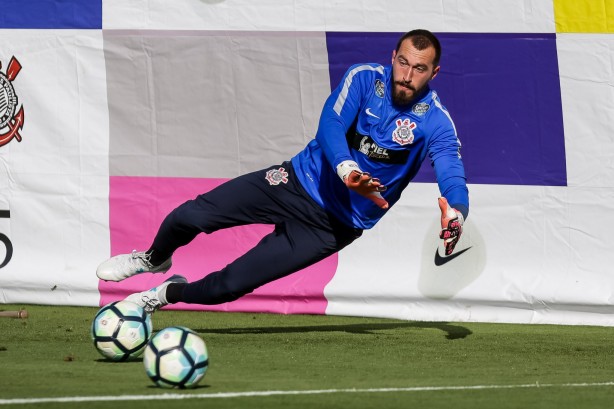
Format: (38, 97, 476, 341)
(438, 197, 464, 256)
(337, 160, 389, 209)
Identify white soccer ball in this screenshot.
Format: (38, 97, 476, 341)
(143, 326, 209, 388)
(91, 301, 153, 361)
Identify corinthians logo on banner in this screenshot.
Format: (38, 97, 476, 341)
(0, 56, 24, 148)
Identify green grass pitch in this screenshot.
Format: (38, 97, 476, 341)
(1, 304, 613, 409)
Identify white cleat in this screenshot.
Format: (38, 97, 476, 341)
(96, 250, 172, 282)
(125, 274, 187, 314)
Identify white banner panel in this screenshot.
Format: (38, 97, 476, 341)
(0, 30, 109, 306)
(557, 33, 614, 188)
(326, 183, 614, 326)
(0, 1, 612, 327)
(103, 0, 555, 33)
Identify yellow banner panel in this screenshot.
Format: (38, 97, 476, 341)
(554, 0, 614, 33)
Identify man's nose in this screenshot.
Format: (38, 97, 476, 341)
(402, 68, 413, 83)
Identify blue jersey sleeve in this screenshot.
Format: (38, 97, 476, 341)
(315, 64, 382, 170)
(427, 99, 469, 219)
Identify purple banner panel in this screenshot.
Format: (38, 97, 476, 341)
(0, 0, 101, 29)
(326, 32, 566, 186)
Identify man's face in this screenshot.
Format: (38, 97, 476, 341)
(391, 39, 440, 106)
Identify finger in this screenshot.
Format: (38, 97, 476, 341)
(366, 176, 384, 185)
(438, 197, 449, 213)
(448, 219, 461, 229)
(360, 173, 374, 185)
(368, 192, 389, 209)
(345, 170, 363, 185)
(363, 176, 382, 190)
(350, 170, 364, 180)
(444, 236, 460, 255)
(366, 180, 387, 193)
(366, 178, 380, 188)
(440, 229, 460, 240)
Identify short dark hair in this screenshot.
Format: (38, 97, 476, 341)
(395, 29, 441, 67)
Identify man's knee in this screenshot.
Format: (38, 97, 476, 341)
(164, 200, 207, 233)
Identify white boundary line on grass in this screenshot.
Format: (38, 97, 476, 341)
(2, 382, 614, 405)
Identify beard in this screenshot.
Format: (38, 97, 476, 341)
(391, 82, 424, 106)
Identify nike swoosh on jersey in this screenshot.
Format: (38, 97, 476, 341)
(434, 246, 472, 266)
(365, 108, 380, 119)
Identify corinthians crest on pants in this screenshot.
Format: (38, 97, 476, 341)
(392, 118, 416, 146)
(265, 167, 289, 185)
(0, 57, 24, 148)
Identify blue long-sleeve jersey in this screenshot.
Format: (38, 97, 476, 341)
(291, 63, 469, 230)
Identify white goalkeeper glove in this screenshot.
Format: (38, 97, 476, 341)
(438, 197, 464, 255)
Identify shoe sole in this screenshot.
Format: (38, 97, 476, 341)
(96, 260, 172, 282)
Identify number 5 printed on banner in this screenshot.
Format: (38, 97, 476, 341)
(0, 210, 13, 269)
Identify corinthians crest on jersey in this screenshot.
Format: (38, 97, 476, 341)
(0, 56, 25, 148)
(392, 118, 417, 146)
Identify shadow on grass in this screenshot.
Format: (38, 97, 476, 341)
(145, 384, 211, 390)
(196, 322, 472, 340)
(94, 358, 145, 364)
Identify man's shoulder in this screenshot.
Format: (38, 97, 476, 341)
(419, 90, 457, 134)
(344, 63, 387, 79)
(419, 90, 451, 117)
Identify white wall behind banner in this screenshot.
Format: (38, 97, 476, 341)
(1, 0, 613, 327)
(102, 0, 555, 32)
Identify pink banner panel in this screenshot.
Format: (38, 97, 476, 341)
(98, 176, 337, 315)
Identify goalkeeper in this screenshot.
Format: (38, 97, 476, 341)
(97, 29, 468, 312)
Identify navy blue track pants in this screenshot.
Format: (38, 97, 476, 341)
(149, 162, 363, 305)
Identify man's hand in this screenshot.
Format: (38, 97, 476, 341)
(438, 197, 464, 255)
(336, 160, 388, 209)
(344, 170, 389, 209)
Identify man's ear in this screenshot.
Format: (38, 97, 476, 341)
(391, 50, 396, 65)
(431, 65, 440, 80)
